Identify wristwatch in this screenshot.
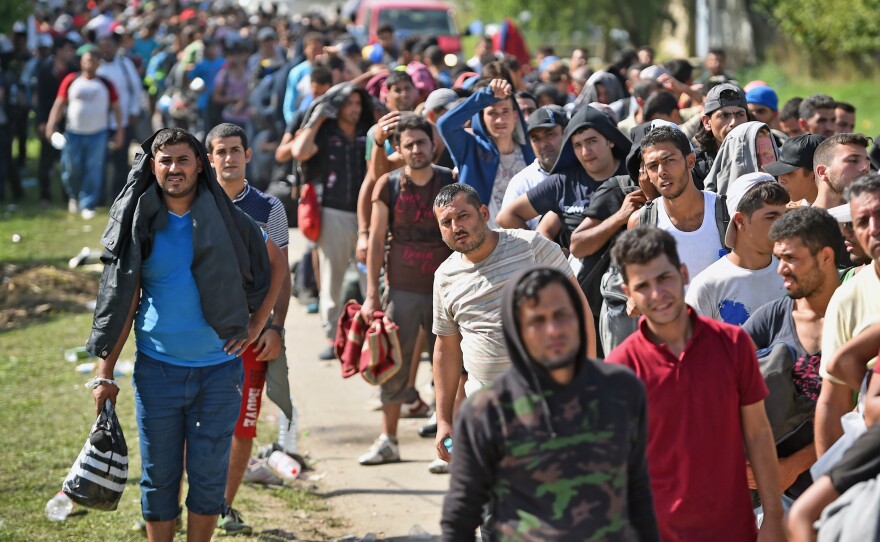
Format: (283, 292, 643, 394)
(268, 324, 285, 338)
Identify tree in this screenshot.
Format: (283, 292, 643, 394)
(467, 0, 670, 50)
(0, 0, 29, 34)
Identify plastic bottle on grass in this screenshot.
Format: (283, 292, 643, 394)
(45, 491, 74, 521)
(268, 450, 301, 481)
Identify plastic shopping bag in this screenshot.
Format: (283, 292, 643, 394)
(62, 399, 128, 511)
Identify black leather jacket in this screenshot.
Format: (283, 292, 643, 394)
(86, 131, 271, 358)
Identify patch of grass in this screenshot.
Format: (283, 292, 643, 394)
(0, 206, 105, 268)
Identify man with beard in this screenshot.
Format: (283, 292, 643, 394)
(442, 268, 658, 541)
(811, 133, 871, 210)
(501, 106, 568, 230)
(606, 227, 785, 542)
(431, 184, 595, 465)
(744, 207, 844, 501)
(357, 114, 455, 465)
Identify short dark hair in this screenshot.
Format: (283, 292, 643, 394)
(612, 226, 682, 283)
(512, 268, 581, 328)
(377, 24, 395, 35)
(425, 45, 444, 67)
(637, 45, 654, 55)
(481, 61, 514, 87)
(662, 58, 694, 83)
(303, 32, 326, 47)
(735, 181, 790, 218)
(780, 97, 803, 122)
(708, 47, 726, 58)
(835, 101, 856, 114)
(392, 112, 434, 145)
(845, 173, 880, 202)
(152, 127, 200, 157)
(515, 90, 537, 105)
(641, 126, 692, 159)
(799, 94, 836, 121)
(385, 70, 413, 90)
(643, 90, 679, 122)
(814, 133, 870, 170)
(205, 123, 248, 152)
(434, 183, 483, 211)
(537, 45, 555, 57)
(768, 206, 843, 261)
(310, 66, 333, 87)
(633, 79, 661, 101)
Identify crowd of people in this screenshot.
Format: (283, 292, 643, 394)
(10, 1, 880, 541)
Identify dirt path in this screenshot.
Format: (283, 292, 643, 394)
(282, 231, 448, 540)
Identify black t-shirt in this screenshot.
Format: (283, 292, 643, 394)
(301, 121, 368, 213)
(527, 161, 627, 220)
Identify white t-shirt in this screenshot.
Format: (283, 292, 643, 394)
(58, 73, 114, 135)
(488, 147, 527, 228)
(656, 190, 726, 278)
(820, 265, 880, 383)
(501, 159, 549, 230)
(686, 255, 786, 325)
(433, 229, 572, 395)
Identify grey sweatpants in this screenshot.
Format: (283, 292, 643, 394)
(316, 207, 363, 339)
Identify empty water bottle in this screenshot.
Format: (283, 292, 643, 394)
(45, 491, 74, 521)
(267, 450, 301, 481)
(277, 402, 298, 454)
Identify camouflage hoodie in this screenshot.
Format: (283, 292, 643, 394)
(441, 268, 659, 542)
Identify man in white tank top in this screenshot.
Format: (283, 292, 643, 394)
(628, 126, 725, 278)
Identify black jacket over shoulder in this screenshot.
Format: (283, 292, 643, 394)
(86, 130, 271, 358)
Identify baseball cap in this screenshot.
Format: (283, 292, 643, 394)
(527, 106, 568, 133)
(639, 65, 670, 81)
(704, 83, 747, 116)
(257, 27, 277, 42)
(762, 134, 826, 176)
(724, 172, 777, 248)
(423, 88, 458, 114)
(827, 204, 852, 223)
(746, 86, 779, 112)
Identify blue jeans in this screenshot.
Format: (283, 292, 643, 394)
(61, 130, 108, 211)
(133, 353, 243, 521)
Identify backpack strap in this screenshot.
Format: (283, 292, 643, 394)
(637, 199, 658, 226)
(714, 193, 730, 253)
(385, 168, 403, 228)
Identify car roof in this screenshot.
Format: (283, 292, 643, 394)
(362, 0, 452, 9)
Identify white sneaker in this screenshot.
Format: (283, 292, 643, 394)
(358, 435, 400, 465)
(80, 209, 96, 220)
(68, 199, 78, 214)
(428, 458, 449, 474)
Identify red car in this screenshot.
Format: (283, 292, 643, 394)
(353, 0, 461, 56)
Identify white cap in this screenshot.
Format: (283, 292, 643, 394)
(827, 203, 852, 223)
(724, 172, 776, 249)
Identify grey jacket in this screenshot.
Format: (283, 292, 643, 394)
(86, 130, 271, 359)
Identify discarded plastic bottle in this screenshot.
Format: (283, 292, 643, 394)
(443, 437, 453, 454)
(76, 362, 97, 374)
(277, 401, 298, 454)
(45, 491, 74, 521)
(64, 347, 91, 363)
(267, 450, 301, 481)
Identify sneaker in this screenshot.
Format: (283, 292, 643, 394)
(400, 397, 430, 418)
(242, 457, 284, 486)
(418, 412, 437, 438)
(80, 208, 96, 220)
(318, 344, 335, 360)
(255, 442, 282, 459)
(68, 199, 78, 214)
(428, 458, 449, 474)
(306, 302, 319, 314)
(217, 506, 253, 536)
(358, 435, 400, 465)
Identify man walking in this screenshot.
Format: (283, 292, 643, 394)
(358, 114, 455, 465)
(205, 123, 292, 534)
(442, 267, 658, 541)
(606, 227, 785, 542)
(86, 127, 278, 542)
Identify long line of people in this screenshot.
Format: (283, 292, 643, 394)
(9, 2, 880, 540)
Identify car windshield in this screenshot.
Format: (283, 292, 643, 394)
(378, 8, 455, 35)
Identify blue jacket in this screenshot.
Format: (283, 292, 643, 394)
(437, 86, 534, 203)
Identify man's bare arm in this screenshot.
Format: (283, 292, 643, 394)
(496, 193, 539, 229)
(741, 401, 785, 540)
(433, 332, 463, 462)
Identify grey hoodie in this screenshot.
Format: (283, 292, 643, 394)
(704, 121, 779, 195)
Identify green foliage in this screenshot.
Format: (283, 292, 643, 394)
(753, 0, 880, 60)
(0, 0, 29, 33)
(468, 0, 669, 49)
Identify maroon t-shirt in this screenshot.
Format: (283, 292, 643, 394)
(373, 170, 451, 294)
(606, 308, 768, 542)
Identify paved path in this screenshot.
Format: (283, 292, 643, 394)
(284, 230, 448, 540)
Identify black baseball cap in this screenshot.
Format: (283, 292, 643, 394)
(763, 134, 827, 176)
(703, 83, 747, 116)
(527, 106, 567, 133)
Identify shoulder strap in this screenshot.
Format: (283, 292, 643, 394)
(637, 199, 658, 226)
(714, 193, 730, 251)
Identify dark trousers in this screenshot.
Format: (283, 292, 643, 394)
(0, 127, 23, 202)
(38, 136, 60, 201)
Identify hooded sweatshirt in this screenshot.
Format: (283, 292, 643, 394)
(441, 268, 659, 542)
(703, 121, 779, 195)
(574, 71, 630, 121)
(437, 85, 535, 204)
(526, 105, 631, 244)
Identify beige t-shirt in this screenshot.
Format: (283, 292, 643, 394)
(432, 228, 572, 395)
(820, 264, 880, 384)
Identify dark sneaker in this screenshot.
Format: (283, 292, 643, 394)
(217, 506, 253, 535)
